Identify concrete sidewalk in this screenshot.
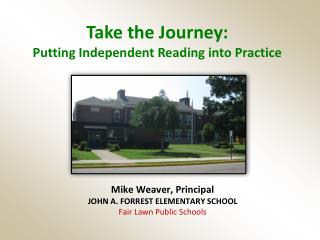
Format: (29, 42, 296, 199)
(92, 149, 126, 160)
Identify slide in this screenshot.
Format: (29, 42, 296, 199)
(1, 1, 319, 239)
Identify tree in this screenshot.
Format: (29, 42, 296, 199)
(159, 89, 168, 100)
(202, 123, 215, 144)
(203, 75, 246, 142)
(130, 96, 180, 152)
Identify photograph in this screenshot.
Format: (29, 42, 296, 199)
(71, 75, 246, 173)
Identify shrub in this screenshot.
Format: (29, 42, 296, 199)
(107, 143, 112, 149)
(221, 144, 230, 149)
(79, 141, 88, 151)
(108, 143, 120, 152)
(213, 142, 221, 148)
(72, 143, 79, 149)
(213, 142, 233, 149)
(114, 144, 120, 151)
(84, 147, 91, 152)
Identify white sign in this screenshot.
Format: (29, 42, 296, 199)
(229, 130, 233, 137)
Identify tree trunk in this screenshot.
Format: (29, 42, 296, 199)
(160, 136, 164, 152)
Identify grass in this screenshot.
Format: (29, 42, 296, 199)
(72, 159, 245, 168)
(115, 144, 245, 160)
(72, 148, 100, 160)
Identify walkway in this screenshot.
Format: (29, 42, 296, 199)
(92, 149, 127, 160)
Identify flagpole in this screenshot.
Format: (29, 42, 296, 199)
(191, 99, 194, 144)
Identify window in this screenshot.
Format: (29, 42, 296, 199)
(184, 114, 192, 125)
(90, 107, 100, 112)
(164, 131, 172, 139)
(183, 130, 187, 139)
(114, 110, 120, 122)
(179, 114, 183, 124)
(175, 129, 182, 139)
(164, 131, 169, 138)
(187, 129, 192, 139)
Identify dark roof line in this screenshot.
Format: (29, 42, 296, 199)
(76, 95, 203, 113)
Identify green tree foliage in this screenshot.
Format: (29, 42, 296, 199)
(203, 75, 246, 141)
(130, 96, 180, 152)
(202, 123, 215, 144)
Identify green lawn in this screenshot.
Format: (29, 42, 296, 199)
(72, 148, 100, 160)
(115, 144, 245, 160)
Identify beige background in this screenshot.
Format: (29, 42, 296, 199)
(1, 0, 319, 239)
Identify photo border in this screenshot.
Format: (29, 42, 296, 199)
(70, 74, 247, 175)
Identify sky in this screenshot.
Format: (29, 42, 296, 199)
(72, 76, 211, 110)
